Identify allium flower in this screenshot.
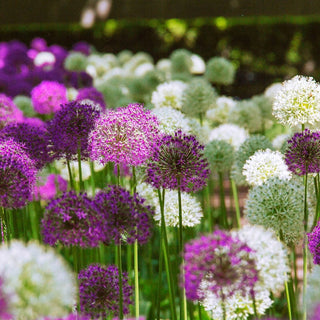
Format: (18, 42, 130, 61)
(13, 95, 35, 117)
(79, 264, 133, 319)
(151, 80, 187, 110)
(183, 229, 258, 302)
(0, 122, 52, 169)
(76, 87, 106, 111)
(205, 57, 236, 86)
(0, 240, 76, 320)
(34, 174, 68, 201)
(243, 149, 291, 186)
(190, 54, 206, 74)
(48, 101, 100, 161)
(64, 52, 88, 71)
(187, 118, 211, 145)
(89, 104, 160, 166)
(31, 81, 68, 114)
(42, 191, 105, 247)
(285, 129, 320, 175)
(146, 130, 210, 192)
(272, 133, 291, 151)
(34, 51, 56, 68)
(308, 222, 320, 264)
(209, 124, 249, 151)
(233, 225, 289, 294)
(0, 276, 12, 320)
(94, 185, 154, 245)
(264, 82, 282, 101)
(0, 138, 37, 208)
(311, 304, 320, 320)
(273, 75, 320, 127)
(206, 96, 236, 125)
(205, 140, 235, 173)
(0, 94, 23, 129)
(245, 177, 304, 244)
(170, 49, 192, 75)
(181, 78, 217, 116)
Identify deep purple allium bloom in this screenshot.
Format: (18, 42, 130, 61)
(66, 71, 93, 89)
(76, 87, 106, 111)
(89, 104, 160, 166)
(41, 191, 105, 247)
(47, 101, 100, 161)
(183, 229, 258, 302)
(0, 138, 37, 208)
(0, 94, 24, 129)
(30, 37, 47, 52)
(285, 129, 320, 175)
(0, 277, 12, 320)
(308, 222, 320, 264)
(79, 264, 133, 319)
(31, 80, 68, 114)
(94, 185, 154, 245)
(146, 130, 211, 193)
(34, 174, 68, 201)
(72, 41, 91, 55)
(0, 122, 52, 169)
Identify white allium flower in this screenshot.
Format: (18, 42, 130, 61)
(201, 285, 272, 320)
(87, 54, 114, 77)
(233, 225, 289, 294)
(272, 133, 291, 150)
(151, 80, 187, 110)
(187, 118, 211, 145)
(151, 106, 191, 135)
(0, 241, 76, 319)
(67, 88, 79, 101)
(134, 62, 154, 77)
(156, 59, 172, 79)
(264, 82, 283, 101)
(206, 96, 236, 124)
(242, 149, 292, 186)
(209, 124, 249, 150)
(34, 51, 55, 67)
(190, 54, 206, 74)
(86, 64, 97, 78)
(273, 75, 320, 127)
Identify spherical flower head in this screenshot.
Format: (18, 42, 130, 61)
(34, 174, 68, 201)
(13, 95, 36, 117)
(31, 81, 68, 114)
(243, 149, 291, 186)
(64, 52, 88, 71)
(170, 49, 192, 75)
(308, 222, 320, 264)
(0, 122, 53, 169)
(0, 138, 37, 208)
(89, 104, 160, 166)
(181, 78, 217, 116)
(151, 80, 187, 110)
(190, 54, 206, 74)
(187, 118, 211, 145)
(285, 129, 320, 176)
(42, 191, 105, 247)
(205, 139, 235, 173)
(79, 264, 133, 319)
(0, 94, 24, 129)
(0, 240, 76, 320)
(273, 75, 320, 127)
(206, 96, 236, 125)
(183, 229, 258, 302)
(94, 185, 154, 245)
(251, 94, 273, 121)
(48, 101, 100, 161)
(76, 87, 106, 112)
(264, 82, 283, 101)
(233, 225, 289, 295)
(0, 276, 12, 320)
(209, 124, 249, 151)
(34, 51, 56, 68)
(146, 130, 211, 192)
(245, 177, 304, 244)
(205, 57, 236, 86)
(93, 82, 127, 109)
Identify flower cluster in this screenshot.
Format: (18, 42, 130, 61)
(76, 87, 106, 111)
(308, 222, 320, 264)
(0, 94, 23, 129)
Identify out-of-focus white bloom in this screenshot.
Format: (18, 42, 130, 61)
(67, 88, 79, 101)
(34, 51, 55, 67)
(187, 118, 211, 145)
(243, 149, 291, 186)
(209, 124, 249, 150)
(87, 54, 114, 77)
(151, 106, 191, 135)
(134, 62, 154, 77)
(190, 54, 206, 74)
(151, 80, 187, 110)
(86, 64, 97, 78)
(156, 58, 172, 78)
(233, 225, 289, 294)
(272, 133, 291, 150)
(273, 75, 320, 127)
(206, 96, 236, 124)
(264, 82, 282, 101)
(123, 52, 153, 73)
(0, 240, 76, 319)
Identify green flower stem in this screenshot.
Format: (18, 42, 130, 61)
(117, 164, 120, 186)
(134, 240, 139, 319)
(302, 172, 308, 320)
(218, 172, 228, 228)
(116, 243, 124, 320)
(66, 159, 75, 190)
(312, 173, 320, 228)
(204, 180, 213, 232)
(77, 140, 83, 191)
(72, 246, 79, 273)
(252, 294, 258, 318)
(230, 178, 241, 228)
(156, 234, 164, 320)
(89, 162, 96, 197)
(0, 207, 6, 243)
(285, 279, 292, 320)
(198, 302, 203, 320)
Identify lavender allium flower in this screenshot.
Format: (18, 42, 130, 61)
(31, 80, 68, 114)
(311, 303, 320, 320)
(0, 138, 37, 208)
(0, 122, 52, 169)
(308, 222, 320, 264)
(34, 174, 68, 201)
(94, 185, 154, 245)
(285, 129, 320, 176)
(48, 101, 100, 160)
(76, 87, 106, 111)
(0, 277, 12, 320)
(89, 104, 160, 166)
(183, 229, 258, 302)
(79, 264, 133, 319)
(42, 191, 105, 247)
(0, 94, 23, 129)
(146, 130, 210, 192)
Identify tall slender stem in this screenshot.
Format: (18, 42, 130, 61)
(218, 172, 228, 228)
(77, 140, 83, 191)
(302, 172, 308, 320)
(0, 207, 6, 244)
(66, 159, 75, 190)
(89, 161, 96, 196)
(117, 243, 124, 320)
(230, 178, 241, 228)
(134, 240, 139, 319)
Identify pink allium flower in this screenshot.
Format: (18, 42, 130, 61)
(0, 94, 23, 129)
(34, 174, 68, 201)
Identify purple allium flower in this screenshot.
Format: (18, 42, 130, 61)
(146, 130, 210, 192)
(0, 122, 52, 169)
(30, 37, 47, 52)
(79, 264, 133, 319)
(183, 229, 258, 302)
(0, 277, 12, 320)
(66, 71, 93, 89)
(72, 41, 91, 55)
(0, 138, 37, 208)
(89, 104, 160, 166)
(76, 87, 106, 112)
(311, 303, 320, 320)
(285, 129, 320, 175)
(0, 94, 24, 129)
(34, 174, 68, 201)
(41, 191, 105, 247)
(94, 185, 154, 245)
(31, 80, 68, 114)
(308, 222, 320, 264)
(47, 101, 100, 161)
